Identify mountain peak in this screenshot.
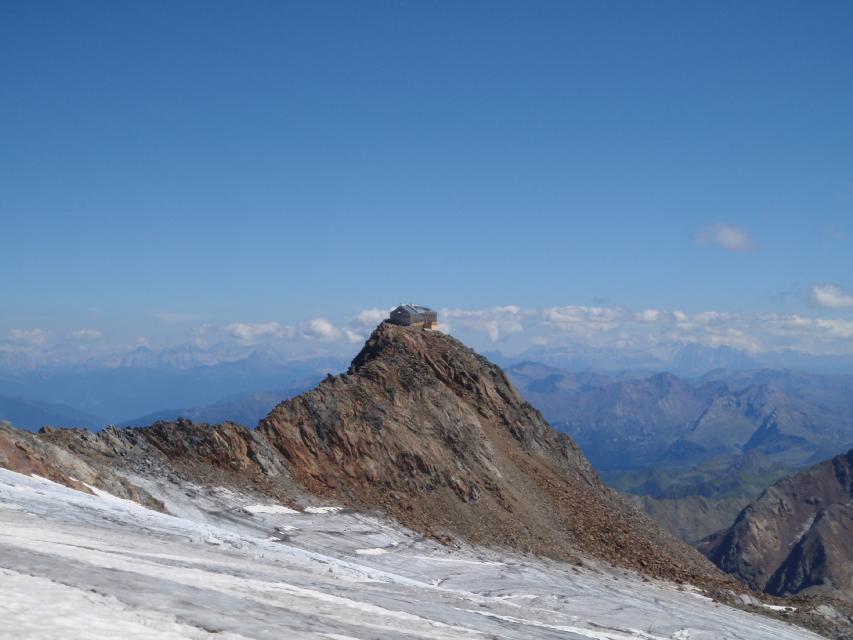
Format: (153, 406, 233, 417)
(258, 322, 728, 585)
(348, 321, 483, 374)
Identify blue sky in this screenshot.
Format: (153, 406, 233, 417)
(1, 1, 852, 357)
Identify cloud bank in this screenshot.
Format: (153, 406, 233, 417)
(440, 304, 853, 357)
(4, 301, 853, 372)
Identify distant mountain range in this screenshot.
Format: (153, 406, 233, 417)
(0, 353, 346, 426)
(512, 343, 759, 376)
(0, 395, 102, 431)
(4, 331, 853, 428)
(506, 362, 853, 543)
(0, 340, 348, 373)
(508, 363, 853, 476)
(120, 381, 319, 427)
(5, 335, 853, 379)
(510, 342, 853, 376)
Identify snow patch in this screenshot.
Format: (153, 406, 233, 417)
(304, 506, 343, 514)
(790, 515, 816, 546)
(243, 504, 300, 515)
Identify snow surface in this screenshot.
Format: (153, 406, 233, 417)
(0, 468, 821, 640)
(243, 504, 301, 515)
(355, 547, 390, 556)
(304, 506, 344, 514)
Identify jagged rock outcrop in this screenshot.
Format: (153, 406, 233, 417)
(38, 418, 303, 503)
(1, 323, 730, 588)
(0, 422, 163, 510)
(701, 449, 853, 601)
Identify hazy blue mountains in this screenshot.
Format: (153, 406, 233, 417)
(508, 363, 853, 477)
(508, 363, 853, 543)
(120, 381, 318, 428)
(0, 351, 346, 426)
(0, 395, 102, 431)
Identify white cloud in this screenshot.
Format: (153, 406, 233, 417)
(809, 283, 853, 308)
(6, 328, 47, 347)
(300, 318, 341, 341)
(6, 301, 853, 369)
(482, 319, 523, 342)
(216, 317, 355, 346)
(443, 305, 528, 342)
(634, 309, 661, 323)
(223, 322, 292, 344)
(702, 328, 761, 352)
(435, 303, 853, 357)
(697, 223, 754, 252)
(354, 308, 389, 328)
(542, 306, 626, 333)
(72, 329, 103, 340)
(493, 305, 522, 315)
(812, 317, 853, 338)
(342, 328, 365, 344)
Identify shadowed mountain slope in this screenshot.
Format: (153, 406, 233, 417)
(701, 449, 853, 601)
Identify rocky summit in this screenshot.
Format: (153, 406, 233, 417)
(259, 322, 727, 584)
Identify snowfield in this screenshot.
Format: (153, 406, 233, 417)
(0, 468, 821, 640)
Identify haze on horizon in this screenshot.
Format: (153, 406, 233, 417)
(2, 1, 852, 364)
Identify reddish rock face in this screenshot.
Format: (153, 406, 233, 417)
(0, 424, 164, 510)
(0, 426, 85, 490)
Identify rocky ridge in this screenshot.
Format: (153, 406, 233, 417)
(0, 322, 728, 589)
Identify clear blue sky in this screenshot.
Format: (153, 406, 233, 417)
(1, 1, 852, 347)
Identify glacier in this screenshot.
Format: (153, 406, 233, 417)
(0, 468, 820, 640)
